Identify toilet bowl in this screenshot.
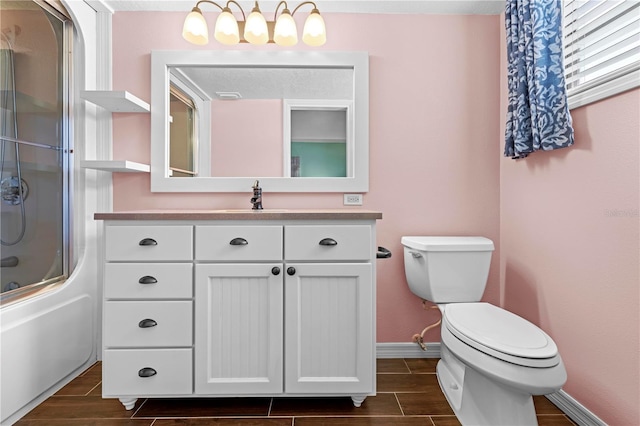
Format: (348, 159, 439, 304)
(402, 236, 567, 426)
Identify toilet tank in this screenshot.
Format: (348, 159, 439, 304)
(402, 236, 494, 303)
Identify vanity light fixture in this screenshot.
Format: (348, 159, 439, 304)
(182, 0, 326, 46)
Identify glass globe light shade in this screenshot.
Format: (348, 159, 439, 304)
(244, 6, 269, 44)
(182, 7, 209, 45)
(273, 9, 298, 46)
(302, 9, 326, 46)
(214, 8, 240, 45)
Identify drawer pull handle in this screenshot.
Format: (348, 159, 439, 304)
(230, 237, 248, 246)
(138, 319, 158, 328)
(139, 238, 158, 246)
(287, 266, 296, 276)
(319, 238, 338, 246)
(138, 276, 158, 284)
(272, 266, 281, 276)
(138, 367, 157, 378)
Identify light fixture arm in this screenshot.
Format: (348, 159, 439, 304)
(193, 0, 224, 12)
(274, 1, 288, 20)
(273, 0, 318, 18)
(291, 1, 318, 15)
(194, 0, 246, 20)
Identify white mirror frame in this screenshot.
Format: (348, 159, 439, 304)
(151, 50, 369, 193)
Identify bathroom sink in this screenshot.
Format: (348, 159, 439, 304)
(220, 209, 288, 213)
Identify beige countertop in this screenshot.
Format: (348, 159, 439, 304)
(94, 209, 383, 221)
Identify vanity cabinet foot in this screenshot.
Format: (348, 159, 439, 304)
(351, 395, 367, 407)
(118, 398, 137, 410)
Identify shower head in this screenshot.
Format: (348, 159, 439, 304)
(1, 27, 16, 50)
(1, 25, 24, 52)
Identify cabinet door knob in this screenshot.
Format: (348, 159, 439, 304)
(287, 266, 296, 276)
(138, 319, 158, 328)
(138, 276, 158, 284)
(271, 266, 281, 275)
(229, 237, 248, 245)
(139, 238, 158, 246)
(138, 367, 157, 377)
(319, 238, 338, 246)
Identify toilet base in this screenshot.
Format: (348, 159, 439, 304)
(437, 344, 538, 426)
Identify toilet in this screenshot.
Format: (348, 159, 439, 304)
(402, 236, 567, 426)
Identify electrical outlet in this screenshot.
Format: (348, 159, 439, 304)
(343, 194, 363, 206)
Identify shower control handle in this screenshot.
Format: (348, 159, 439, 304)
(139, 238, 158, 246)
(138, 276, 157, 284)
(138, 319, 157, 328)
(138, 367, 157, 378)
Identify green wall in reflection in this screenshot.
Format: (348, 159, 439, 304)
(291, 141, 346, 177)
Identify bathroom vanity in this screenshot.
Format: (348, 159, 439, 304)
(95, 209, 382, 410)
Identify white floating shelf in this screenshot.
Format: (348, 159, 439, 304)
(81, 160, 150, 173)
(81, 90, 150, 113)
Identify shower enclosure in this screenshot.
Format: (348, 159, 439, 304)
(0, 0, 71, 303)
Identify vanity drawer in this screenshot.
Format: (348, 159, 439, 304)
(104, 263, 193, 299)
(285, 225, 372, 261)
(105, 225, 193, 261)
(104, 301, 192, 347)
(196, 226, 283, 261)
(103, 348, 192, 396)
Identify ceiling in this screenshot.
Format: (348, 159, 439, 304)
(100, 0, 505, 15)
(173, 66, 353, 100)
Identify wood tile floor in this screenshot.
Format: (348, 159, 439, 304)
(16, 359, 576, 425)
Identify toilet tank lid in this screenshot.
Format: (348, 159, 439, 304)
(401, 236, 495, 252)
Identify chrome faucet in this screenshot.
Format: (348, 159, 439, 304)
(251, 180, 263, 210)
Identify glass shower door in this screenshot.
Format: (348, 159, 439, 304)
(0, 0, 70, 301)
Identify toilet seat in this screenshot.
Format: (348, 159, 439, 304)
(444, 303, 560, 368)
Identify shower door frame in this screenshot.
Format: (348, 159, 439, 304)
(0, 0, 73, 306)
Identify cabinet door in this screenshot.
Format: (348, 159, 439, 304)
(285, 263, 374, 394)
(195, 264, 283, 394)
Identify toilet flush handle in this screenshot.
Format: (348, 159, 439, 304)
(409, 250, 422, 259)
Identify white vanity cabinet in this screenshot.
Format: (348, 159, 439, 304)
(97, 210, 381, 410)
(102, 225, 194, 410)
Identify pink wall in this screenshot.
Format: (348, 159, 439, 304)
(210, 99, 283, 177)
(111, 10, 640, 424)
(499, 19, 640, 426)
(112, 12, 502, 345)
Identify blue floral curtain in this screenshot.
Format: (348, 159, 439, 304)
(504, 0, 574, 159)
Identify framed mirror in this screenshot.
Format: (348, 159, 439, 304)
(150, 50, 369, 192)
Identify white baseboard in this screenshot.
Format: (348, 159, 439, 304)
(376, 342, 441, 358)
(546, 390, 607, 426)
(376, 342, 607, 426)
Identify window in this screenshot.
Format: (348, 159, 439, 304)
(169, 84, 197, 177)
(563, 0, 640, 109)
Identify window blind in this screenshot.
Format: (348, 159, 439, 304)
(563, 0, 640, 108)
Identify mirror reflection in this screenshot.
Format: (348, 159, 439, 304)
(169, 84, 196, 177)
(291, 109, 347, 177)
(168, 65, 353, 178)
(150, 50, 369, 192)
